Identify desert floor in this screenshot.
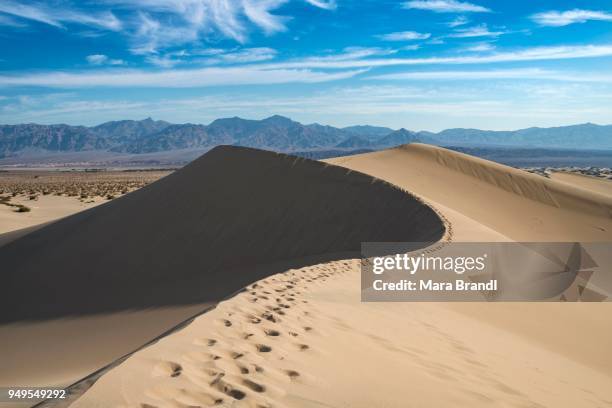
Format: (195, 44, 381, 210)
(0, 170, 171, 234)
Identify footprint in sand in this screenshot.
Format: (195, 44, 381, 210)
(215, 318, 233, 327)
(230, 351, 244, 360)
(242, 379, 266, 393)
(264, 329, 281, 337)
(210, 375, 246, 401)
(152, 361, 182, 378)
(285, 370, 300, 380)
(256, 344, 272, 353)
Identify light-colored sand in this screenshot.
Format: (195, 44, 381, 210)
(328, 143, 612, 241)
(70, 144, 612, 408)
(550, 171, 612, 198)
(0, 194, 104, 234)
(74, 263, 612, 408)
(0, 146, 443, 404)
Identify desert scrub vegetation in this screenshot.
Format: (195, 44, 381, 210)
(0, 170, 172, 206)
(0, 195, 32, 213)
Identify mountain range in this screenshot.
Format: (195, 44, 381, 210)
(1, 116, 612, 160)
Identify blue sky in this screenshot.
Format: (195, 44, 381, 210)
(1, 0, 612, 130)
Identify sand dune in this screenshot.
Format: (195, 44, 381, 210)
(0, 146, 443, 390)
(5, 144, 612, 408)
(329, 144, 612, 373)
(328, 143, 612, 241)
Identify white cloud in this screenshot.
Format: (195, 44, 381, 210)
(369, 68, 612, 83)
(5, 83, 612, 131)
(299, 47, 397, 63)
(144, 47, 278, 67)
(123, 1, 281, 53)
(242, 0, 289, 33)
(9, 83, 612, 131)
(463, 42, 495, 52)
(0, 0, 336, 57)
(0, 66, 366, 88)
(402, 0, 490, 13)
(145, 54, 183, 68)
(191, 48, 227, 56)
(304, 0, 337, 10)
(447, 16, 469, 27)
(531, 9, 612, 27)
(377, 31, 431, 41)
(86, 54, 126, 66)
(0, 1, 121, 30)
(266, 44, 612, 69)
(100, 0, 334, 55)
(448, 24, 505, 38)
(206, 47, 278, 63)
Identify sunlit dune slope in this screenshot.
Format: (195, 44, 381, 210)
(329, 143, 612, 378)
(328, 143, 612, 241)
(550, 171, 612, 198)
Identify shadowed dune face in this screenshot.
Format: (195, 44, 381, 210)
(0, 146, 444, 323)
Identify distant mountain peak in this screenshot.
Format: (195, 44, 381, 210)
(262, 115, 294, 125)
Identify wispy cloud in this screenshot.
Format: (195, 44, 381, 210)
(0, 66, 366, 88)
(8, 83, 611, 130)
(302, 47, 397, 62)
(447, 16, 469, 27)
(143, 47, 278, 67)
(463, 42, 495, 52)
(0, 0, 335, 57)
(205, 47, 278, 64)
(531, 9, 612, 27)
(402, 0, 491, 13)
(369, 68, 612, 82)
(377, 31, 431, 41)
(304, 0, 337, 10)
(0, 12, 26, 27)
(448, 24, 506, 38)
(100, 0, 333, 54)
(266, 44, 612, 69)
(86, 54, 126, 66)
(0, 1, 121, 30)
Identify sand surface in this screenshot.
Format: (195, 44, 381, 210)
(3, 144, 612, 408)
(73, 261, 612, 408)
(66, 144, 612, 408)
(0, 146, 443, 400)
(550, 171, 612, 198)
(0, 194, 104, 234)
(328, 143, 612, 242)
